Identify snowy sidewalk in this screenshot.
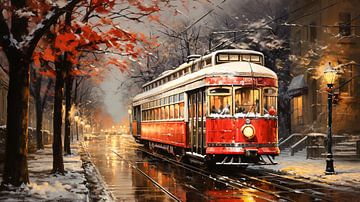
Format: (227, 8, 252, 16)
(254, 150, 360, 189)
(0, 144, 88, 201)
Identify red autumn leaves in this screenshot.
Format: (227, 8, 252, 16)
(32, 0, 162, 78)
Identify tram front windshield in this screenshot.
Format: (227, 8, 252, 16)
(234, 88, 260, 115)
(208, 87, 277, 117)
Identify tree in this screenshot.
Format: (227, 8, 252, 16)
(1, 0, 171, 186)
(30, 64, 54, 150)
(0, 0, 81, 186)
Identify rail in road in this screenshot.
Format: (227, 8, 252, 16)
(111, 149, 181, 202)
(85, 135, 360, 201)
(137, 146, 360, 202)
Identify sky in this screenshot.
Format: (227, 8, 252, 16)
(99, 0, 258, 123)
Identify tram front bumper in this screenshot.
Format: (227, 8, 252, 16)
(206, 146, 280, 155)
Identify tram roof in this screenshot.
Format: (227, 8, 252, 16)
(133, 62, 277, 103)
(142, 49, 264, 88)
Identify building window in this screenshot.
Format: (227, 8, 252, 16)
(339, 12, 351, 36)
(309, 22, 317, 42)
(292, 96, 303, 125)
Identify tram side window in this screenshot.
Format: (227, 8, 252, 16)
(263, 88, 277, 115)
(170, 104, 174, 119)
(179, 102, 184, 118)
(209, 88, 232, 115)
(234, 88, 260, 115)
(165, 105, 169, 119)
(174, 104, 179, 119)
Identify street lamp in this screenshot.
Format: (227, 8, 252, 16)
(324, 62, 337, 175)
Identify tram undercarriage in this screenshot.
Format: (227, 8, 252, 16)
(145, 140, 277, 167)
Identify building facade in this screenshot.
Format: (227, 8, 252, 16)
(289, 0, 360, 135)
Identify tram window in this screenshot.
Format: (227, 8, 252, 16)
(251, 55, 261, 62)
(229, 54, 239, 61)
(174, 94, 179, 103)
(179, 71, 183, 77)
(242, 55, 251, 62)
(263, 88, 277, 115)
(161, 107, 165, 119)
(174, 104, 179, 119)
(160, 99, 163, 106)
(209, 88, 230, 94)
(234, 88, 260, 115)
(179, 102, 184, 118)
(203, 99, 207, 117)
(164, 105, 169, 119)
(170, 105, 174, 119)
(209, 95, 231, 115)
(179, 93, 184, 101)
(169, 96, 173, 103)
(205, 58, 211, 66)
(218, 54, 229, 61)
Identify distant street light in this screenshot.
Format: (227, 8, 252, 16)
(324, 62, 337, 175)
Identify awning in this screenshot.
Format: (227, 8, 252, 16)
(288, 74, 308, 97)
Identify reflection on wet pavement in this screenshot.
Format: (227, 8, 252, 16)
(84, 134, 360, 202)
(84, 134, 274, 201)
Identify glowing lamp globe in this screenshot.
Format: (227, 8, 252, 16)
(323, 62, 337, 86)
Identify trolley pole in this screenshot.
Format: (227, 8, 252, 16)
(325, 83, 335, 175)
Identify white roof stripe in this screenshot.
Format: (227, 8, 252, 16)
(133, 62, 277, 102)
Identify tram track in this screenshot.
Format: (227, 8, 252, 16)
(111, 149, 181, 202)
(137, 147, 360, 202)
(137, 148, 288, 202)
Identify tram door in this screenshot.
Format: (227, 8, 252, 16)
(132, 105, 141, 136)
(188, 89, 206, 154)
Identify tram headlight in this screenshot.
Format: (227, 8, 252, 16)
(242, 125, 255, 139)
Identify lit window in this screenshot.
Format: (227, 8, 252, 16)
(229, 55, 239, 61)
(242, 55, 251, 62)
(174, 104, 179, 119)
(218, 54, 229, 61)
(263, 88, 277, 115)
(234, 88, 260, 115)
(209, 88, 232, 115)
(169, 105, 174, 119)
(179, 102, 184, 118)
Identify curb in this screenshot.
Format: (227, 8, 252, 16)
(80, 142, 116, 201)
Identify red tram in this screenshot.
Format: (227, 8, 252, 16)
(131, 49, 279, 166)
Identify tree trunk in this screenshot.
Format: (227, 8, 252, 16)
(2, 54, 30, 186)
(34, 75, 44, 150)
(52, 56, 66, 174)
(64, 70, 73, 155)
(2, 0, 30, 186)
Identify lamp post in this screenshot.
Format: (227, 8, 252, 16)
(323, 62, 337, 175)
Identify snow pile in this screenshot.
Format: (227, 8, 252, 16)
(0, 143, 89, 201)
(29, 181, 76, 199)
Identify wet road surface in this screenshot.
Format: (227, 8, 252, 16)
(84, 134, 360, 201)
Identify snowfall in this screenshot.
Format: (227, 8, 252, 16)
(0, 143, 112, 201)
(253, 149, 360, 189)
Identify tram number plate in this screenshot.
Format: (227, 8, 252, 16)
(245, 149, 258, 157)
